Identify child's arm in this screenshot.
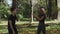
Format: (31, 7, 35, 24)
(33, 14, 44, 21)
(36, 16, 44, 21)
(9, 20, 15, 34)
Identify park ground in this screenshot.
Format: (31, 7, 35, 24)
(0, 20, 60, 34)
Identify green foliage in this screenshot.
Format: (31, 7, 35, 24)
(17, 0, 31, 18)
(0, 0, 58, 20)
(0, 23, 60, 34)
(47, 0, 58, 19)
(17, 14, 23, 20)
(0, 2, 10, 19)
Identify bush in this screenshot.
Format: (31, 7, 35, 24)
(17, 14, 23, 20)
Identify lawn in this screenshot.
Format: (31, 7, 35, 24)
(0, 20, 60, 34)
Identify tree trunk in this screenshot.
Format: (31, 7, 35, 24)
(47, 0, 58, 19)
(0, 0, 4, 4)
(12, 0, 18, 8)
(0, 0, 4, 2)
(29, 0, 32, 26)
(55, 0, 58, 19)
(47, 0, 52, 19)
(57, 0, 60, 20)
(52, 0, 58, 19)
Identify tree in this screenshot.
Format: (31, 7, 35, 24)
(55, 0, 58, 19)
(0, 0, 10, 19)
(47, 0, 52, 19)
(47, 0, 58, 19)
(51, 0, 58, 19)
(0, 0, 4, 2)
(12, 0, 18, 8)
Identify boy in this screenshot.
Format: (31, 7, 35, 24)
(33, 7, 46, 34)
(8, 7, 18, 34)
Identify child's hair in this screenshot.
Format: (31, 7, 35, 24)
(38, 7, 45, 14)
(39, 7, 44, 9)
(10, 7, 16, 12)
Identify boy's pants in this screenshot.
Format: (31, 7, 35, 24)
(37, 22, 46, 34)
(8, 27, 18, 34)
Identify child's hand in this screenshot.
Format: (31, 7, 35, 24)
(13, 31, 15, 34)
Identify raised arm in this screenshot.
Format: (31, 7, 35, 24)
(33, 14, 44, 21)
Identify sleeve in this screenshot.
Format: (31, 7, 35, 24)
(41, 14, 46, 19)
(39, 14, 45, 18)
(41, 14, 44, 16)
(8, 15, 12, 20)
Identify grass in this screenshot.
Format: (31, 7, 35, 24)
(0, 23, 60, 34)
(0, 20, 60, 34)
